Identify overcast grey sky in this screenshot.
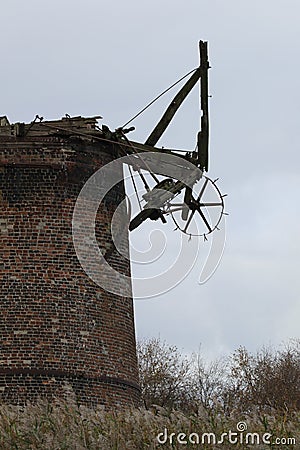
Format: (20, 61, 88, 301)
(1, 0, 299, 360)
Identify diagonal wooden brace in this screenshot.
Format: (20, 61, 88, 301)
(144, 67, 202, 147)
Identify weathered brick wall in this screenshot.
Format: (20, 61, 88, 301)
(0, 138, 140, 407)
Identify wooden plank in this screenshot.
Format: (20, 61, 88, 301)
(125, 151, 202, 181)
(197, 40, 209, 171)
(144, 68, 201, 147)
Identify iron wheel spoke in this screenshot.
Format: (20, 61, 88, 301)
(196, 206, 212, 232)
(183, 209, 197, 232)
(196, 177, 209, 201)
(199, 202, 222, 207)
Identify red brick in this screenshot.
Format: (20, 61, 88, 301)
(0, 135, 140, 408)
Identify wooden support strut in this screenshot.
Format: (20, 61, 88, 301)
(144, 67, 202, 147)
(197, 40, 210, 171)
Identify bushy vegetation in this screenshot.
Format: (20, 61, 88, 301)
(0, 339, 299, 449)
(138, 338, 300, 414)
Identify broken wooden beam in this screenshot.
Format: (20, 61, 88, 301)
(197, 40, 210, 171)
(144, 67, 201, 147)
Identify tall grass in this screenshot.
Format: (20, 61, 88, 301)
(0, 398, 299, 449)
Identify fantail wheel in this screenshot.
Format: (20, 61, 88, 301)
(165, 176, 226, 239)
(127, 172, 227, 240)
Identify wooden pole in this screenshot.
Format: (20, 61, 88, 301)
(197, 40, 210, 171)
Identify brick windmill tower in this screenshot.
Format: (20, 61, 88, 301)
(0, 115, 140, 407)
(0, 42, 222, 407)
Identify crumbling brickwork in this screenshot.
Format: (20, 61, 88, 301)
(0, 128, 140, 407)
